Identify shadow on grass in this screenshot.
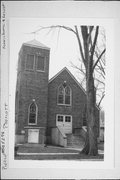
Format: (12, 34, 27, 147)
(14, 143, 104, 160)
(15, 153, 104, 161)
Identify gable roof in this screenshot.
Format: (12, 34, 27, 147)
(49, 67, 100, 110)
(23, 39, 50, 50)
(49, 67, 86, 94)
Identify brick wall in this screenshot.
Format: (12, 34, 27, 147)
(15, 44, 50, 137)
(24, 128, 46, 144)
(47, 69, 87, 137)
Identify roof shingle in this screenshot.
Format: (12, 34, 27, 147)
(23, 39, 50, 50)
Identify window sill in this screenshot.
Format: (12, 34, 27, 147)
(25, 69, 34, 72)
(57, 103, 71, 107)
(28, 123, 37, 126)
(36, 70, 45, 72)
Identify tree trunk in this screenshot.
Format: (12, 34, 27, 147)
(86, 65, 98, 155)
(81, 132, 89, 154)
(81, 71, 98, 155)
(80, 26, 98, 156)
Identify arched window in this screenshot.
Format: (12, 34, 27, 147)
(28, 101, 37, 125)
(65, 86, 71, 105)
(58, 84, 71, 105)
(58, 85, 64, 104)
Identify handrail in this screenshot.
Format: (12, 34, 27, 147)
(51, 126, 67, 147)
(57, 126, 67, 138)
(82, 126, 87, 132)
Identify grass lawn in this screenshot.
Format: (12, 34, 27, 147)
(15, 144, 104, 160)
(15, 153, 104, 160)
(17, 145, 80, 153)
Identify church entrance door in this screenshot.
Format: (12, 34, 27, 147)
(56, 115, 72, 134)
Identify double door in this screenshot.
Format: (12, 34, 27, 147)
(56, 114, 72, 134)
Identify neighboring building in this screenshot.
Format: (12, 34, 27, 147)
(99, 110, 105, 142)
(15, 39, 99, 146)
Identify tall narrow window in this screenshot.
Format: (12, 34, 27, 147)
(58, 85, 64, 104)
(36, 56, 45, 71)
(26, 54, 34, 70)
(65, 86, 71, 105)
(28, 102, 37, 124)
(58, 84, 71, 105)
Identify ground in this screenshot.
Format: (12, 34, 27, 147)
(15, 142, 104, 160)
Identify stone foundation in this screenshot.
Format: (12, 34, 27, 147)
(15, 134, 25, 144)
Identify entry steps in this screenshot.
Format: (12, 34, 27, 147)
(66, 134, 85, 147)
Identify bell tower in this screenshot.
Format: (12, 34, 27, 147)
(15, 39, 50, 144)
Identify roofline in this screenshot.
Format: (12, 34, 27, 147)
(49, 67, 100, 111)
(49, 67, 86, 94)
(22, 43, 50, 50)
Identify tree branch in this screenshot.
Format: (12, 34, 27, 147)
(98, 93, 105, 107)
(95, 68, 105, 80)
(87, 26, 94, 46)
(74, 26, 86, 67)
(94, 47, 105, 75)
(90, 26, 99, 62)
(71, 62, 86, 76)
(33, 25, 77, 35)
(96, 62, 105, 76)
(95, 78, 105, 86)
(93, 48, 106, 71)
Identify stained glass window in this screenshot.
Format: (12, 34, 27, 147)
(58, 85, 71, 105)
(29, 102, 37, 124)
(65, 86, 70, 105)
(58, 85, 64, 104)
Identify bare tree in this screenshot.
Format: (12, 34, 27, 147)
(71, 34, 105, 109)
(94, 43, 105, 108)
(34, 25, 106, 155)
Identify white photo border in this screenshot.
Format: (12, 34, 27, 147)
(1, 1, 120, 179)
(8, 17, 114, 170)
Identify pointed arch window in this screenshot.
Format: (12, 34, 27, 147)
(28, 102, 37, 125)
(58, 85, 64, 104)
(58, 85, 71, 105)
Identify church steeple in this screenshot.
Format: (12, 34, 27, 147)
(15, 40, 50, 144)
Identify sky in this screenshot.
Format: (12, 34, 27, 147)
(9, 18, 105, 108)
(10, 18, 80, 79)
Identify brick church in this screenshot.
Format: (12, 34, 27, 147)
(15, 39, 99, 147)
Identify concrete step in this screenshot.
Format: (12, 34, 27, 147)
(66, 134, 85, 148)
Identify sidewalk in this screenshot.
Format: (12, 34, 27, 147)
(66, 146, 104, 155)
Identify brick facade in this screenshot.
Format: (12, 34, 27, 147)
(15, 40, 50, 144)
(47, 69, 87, 142)
(47, 68, 99, 142)
(15, 40, 99, 145)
